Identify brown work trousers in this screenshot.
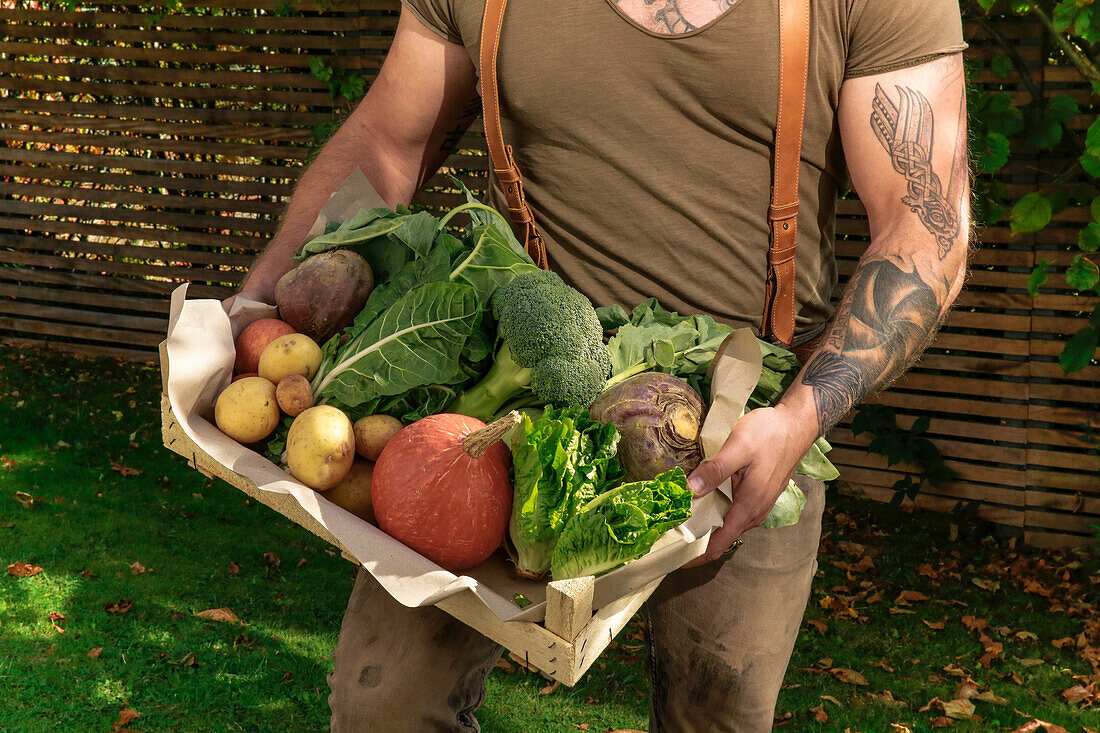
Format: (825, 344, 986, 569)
(327, 476, 824, 733)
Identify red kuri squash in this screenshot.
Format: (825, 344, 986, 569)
(372, 412, 517, 571)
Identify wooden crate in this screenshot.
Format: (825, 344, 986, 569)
(159, 343, 658, 686)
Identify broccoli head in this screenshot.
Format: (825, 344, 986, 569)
(448, 270, 610, 421)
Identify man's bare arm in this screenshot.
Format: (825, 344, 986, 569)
(235, 10, 478, 305)
(686, 53, 970, 560)
(781, 53, 970, 445)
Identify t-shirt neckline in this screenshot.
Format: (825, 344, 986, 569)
(602, 0, 749, 39)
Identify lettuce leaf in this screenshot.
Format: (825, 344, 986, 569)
(761, 479, 807, 529)
(550, 467, 693, 580)
(508, 407, 623, 577)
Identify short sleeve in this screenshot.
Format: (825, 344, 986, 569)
(400, 0, 463, 45)
(845, 0, 967, 79)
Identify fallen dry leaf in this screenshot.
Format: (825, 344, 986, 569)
(2, 455, 17, 470)
(494, 657, 514, 673)
(810, 703, 828, 722)
(806, 619, 827, 634)
(961, 615, 989, 633)
(895, 590, 930, 605)
(88, 647, 103, 658)
(110, 706, 140, 733)
(942, 663, 970, 678)
(193, 607, 241, 624)
(228, 560, 240, 576)
(109, 460, 142, 477)
(13, 490, 42, 509)
(923, 618, 947, 630)
(104, 599, 134, 614)
(942, 697, 974, 720)
(577, 724, 590, 731)
(130, 562, 146, 575)
(820, 694, 843, 707)
(1011, 720, 1069, 733)
(830, 667, 869, 686)
(1017, 657, 1045, 667)
(1014, 631, 1038, 643)
(772, 711, 792, 727)
(954, 679, 981, 700)
(7, 561, 43, 578)
(891, 724, 914, 733)
(263, 552, 281, 568)
(538, 680, 561, 695)
(1052, 637, 1075, 649)
(971, 577, 1000, 592)
(1062, 683, 1096, 705)
(930, 716, 953, 728)
(973, 690, 1008, 706)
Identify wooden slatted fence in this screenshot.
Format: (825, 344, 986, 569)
(1, 2, 1096, 546)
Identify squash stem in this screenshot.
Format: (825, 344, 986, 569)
(462, 411, 522, 458)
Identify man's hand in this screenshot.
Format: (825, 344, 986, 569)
(683, 404, 814, 567)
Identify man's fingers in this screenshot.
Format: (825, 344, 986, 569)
(683, 502, 751, 568)
(687, 435, 750, 496)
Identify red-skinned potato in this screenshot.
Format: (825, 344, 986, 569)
(276, 374, 314, 417)
(231, 372, 259, 383)
(234, 318, 296, 375)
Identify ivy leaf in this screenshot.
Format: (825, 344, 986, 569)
(1081, 151, 1100, 179)
(309, 57, 333, 83)
(1010, 192, 1052, 233)
(1046, 94, 1080, 124)
(1059, 325, 1098, 373)
(1026, 261, 1050, 297)
(1065, 254, 1100, 291)
(976, 132, 1011, 173)
(1080, 221, 1100, 252)
(990, 54, 1014, 78)
(1092, 196, 1100, 223)
(339, 75, 366, 101)
(1086, 118, 1100, 155)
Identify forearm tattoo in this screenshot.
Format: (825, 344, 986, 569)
(871, 84, 963, 260)
(803, 82, 966, 436)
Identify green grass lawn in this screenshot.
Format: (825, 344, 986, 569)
(1, 343, 1098, 732)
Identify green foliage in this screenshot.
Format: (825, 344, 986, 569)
(850, 404, 957, 502)
(968, 2, 1100, 373)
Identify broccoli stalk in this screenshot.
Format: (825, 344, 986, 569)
(447, 342, 532, 422)
(447, 270, 611, 421)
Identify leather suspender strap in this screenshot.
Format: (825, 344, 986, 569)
(478, 0, 549, 269)
(760, 0, 810, 346)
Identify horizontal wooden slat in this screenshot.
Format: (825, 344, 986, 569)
(0, 146, 302, 180)
(0, 248, 245, 286)
(0, 313, 163, 347)
(9, 180, 284, 216)
(0, 334, 158, 363)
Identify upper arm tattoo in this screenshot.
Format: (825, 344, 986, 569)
(802, 79, 966, 436)
(870, 83, 964, 260)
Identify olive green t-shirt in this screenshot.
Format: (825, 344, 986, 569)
(401, 0, 966, 338)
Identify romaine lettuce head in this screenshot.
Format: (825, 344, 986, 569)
(550, 467, 693, 580)
(509, 407, 623, 577)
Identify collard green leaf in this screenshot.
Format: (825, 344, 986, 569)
(595, 304, 631, 332)
(550, 468, 692, 580)
(312, 281, 480, 408)
(354, 242, 455, 329)
(449, 222, 539, 305)
(761, 480, 806, 529)
(797, 438, 840, 483)
(605, 300, 733, 386)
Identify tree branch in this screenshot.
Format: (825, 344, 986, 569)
(1030, 3, 1100, 87)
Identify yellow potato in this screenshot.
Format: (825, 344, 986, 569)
(214, 376, 280, 444)
(286, 405, 355, 490)
(258, 333, 322, 384)
(353, 414, 404, 461)
(276, 374, 314, 417)
(323, 459, 375, 523)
